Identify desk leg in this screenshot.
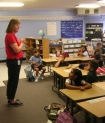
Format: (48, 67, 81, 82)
(52, 71, 56, 90)
(70, 100, 74, 115)
(59, 76, 62, 89)
(83, 110, 88, 123)
(91, 115, 96, 123)
(62, 77, 65, 88)
(66, 96, 69, 111)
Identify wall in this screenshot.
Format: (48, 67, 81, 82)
(0, 10, 84, 60)
(84, 15, 105, 46)
(1, 10, 105, 60)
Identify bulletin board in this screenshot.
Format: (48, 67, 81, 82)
(61, 20, 83, 38)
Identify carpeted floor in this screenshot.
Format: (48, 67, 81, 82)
(1, 76, 86, 123)
(1, 76, 65, 123)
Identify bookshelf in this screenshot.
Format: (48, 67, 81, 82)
(85, 23, 103, 41)
(62, 40, 86, 55)
(25, 37, 49, 61)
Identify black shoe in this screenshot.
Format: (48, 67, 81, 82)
(8, 99, 19, 104)
(8, 100, 23, 106)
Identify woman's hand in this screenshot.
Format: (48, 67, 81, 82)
(20, 38, 26, 44)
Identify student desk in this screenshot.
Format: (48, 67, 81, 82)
(42, 58, 57, 73)
(42, 57, 94, 74)
(60, 86, 105, 115)
(92, 82, 105, 90)
(51, 64, 88, 93)
(77, 97, 105, 123)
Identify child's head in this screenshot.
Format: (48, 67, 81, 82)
(94, 49, 101, 55)
(87, 60, 98, 72)
(81, 45, 87, 52)
(59, 53, 65, 61)
(97, 43, 102, 49)
(69, 68, 82, 81)
(51, 48, 57, 54)
(33, 49, 40, 57)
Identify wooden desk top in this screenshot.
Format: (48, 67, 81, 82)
(42, 57, 94, 63)
(60, 85, 105, 101)
(93, 82, 105, 90)
(51, 65, 88, 77)
(77, 97, 105, 118)
(42, 58, 58, 63)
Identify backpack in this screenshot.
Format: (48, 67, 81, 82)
(44, 102, 66, 121)
(55, 111, 77, 123)
(24, 64, 35, 82)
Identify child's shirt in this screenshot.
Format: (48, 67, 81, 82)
(85, 71, 98, 84)
(65, 79, 85, 86)
(83, 51, 89, 57)
(29, 55, 42, 65)
(59, 61, 69, 67)
(94, 54, 101, 61)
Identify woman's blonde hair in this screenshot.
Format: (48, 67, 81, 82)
(6, 18, 20, 33)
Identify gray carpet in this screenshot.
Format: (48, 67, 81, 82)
(1, 76, 65, 123)
(1, 76, 86, 123)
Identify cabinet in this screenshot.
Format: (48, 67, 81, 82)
(85, 23, 103, 41)
(24, 37, 49, 61)
(25, 37, 36, 61)
(62, 40, 86, 55)
(35, 38, 49, 58)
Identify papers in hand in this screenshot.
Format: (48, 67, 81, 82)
(63, 69, 71, 73)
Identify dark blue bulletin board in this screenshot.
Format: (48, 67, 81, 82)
(61, 20, 83, 38)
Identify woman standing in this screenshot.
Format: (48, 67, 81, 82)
(5, 18, 25, 106)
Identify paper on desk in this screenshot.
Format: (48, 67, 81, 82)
(63, 69, 71, 73)
(87, 97, 105, 104)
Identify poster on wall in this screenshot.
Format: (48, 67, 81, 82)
(61, 20, 83, 38)
(47, 22, 57, 35)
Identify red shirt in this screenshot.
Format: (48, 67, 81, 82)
(5, 33, 23, 59)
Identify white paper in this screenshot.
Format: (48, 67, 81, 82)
(47, 22, 56, 35)
(63, 69, 71, 73)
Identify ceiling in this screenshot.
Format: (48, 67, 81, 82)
(1, 0, 105, 10)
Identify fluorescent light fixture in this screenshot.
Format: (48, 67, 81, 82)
(98, 0, 105, 3)
(0, 2, 24, 7)
(75, 4, 100, 8)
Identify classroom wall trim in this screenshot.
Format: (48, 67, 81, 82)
(0, 16, 82, 21)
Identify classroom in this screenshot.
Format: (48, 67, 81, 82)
(1, 0, 105, 123)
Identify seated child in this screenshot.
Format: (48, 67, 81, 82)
(55, 53, 72, 88)
(55, 53, 71, 68)
(50, 47, 57, 55)
(65, 68, 92, 91)
(65, 68, 92, 114)
(96, 43, 105, 54)
(50, 48, 57, 58)
(29, 49, 46, 82)
(85, 60, 99, 84)
(77, 45, 89, 57)
(94, 49, 103, 67)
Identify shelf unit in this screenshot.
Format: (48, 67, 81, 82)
(25, 37, 49, 61)
(102, 37, 105, 49)
(25, 37, 36, 61)
(62, 40, 86, 55)
(35, 38, 49, 59)
(85, 23, 103, 41)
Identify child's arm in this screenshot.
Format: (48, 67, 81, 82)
(65, 81, 80, 90)
(80, 81, 92, 91)
(54, 58, 62, 68)
(66, 64, 72, 69)
(29, 56, 36, 64)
